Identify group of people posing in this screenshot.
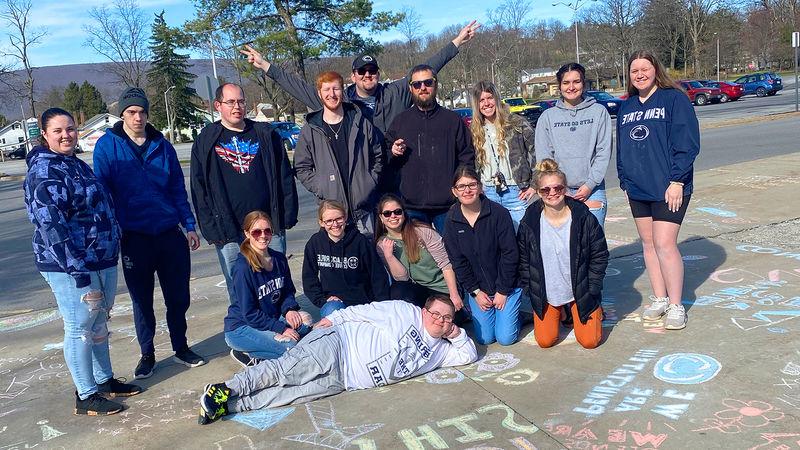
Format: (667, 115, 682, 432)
(24, 17, 699, 420)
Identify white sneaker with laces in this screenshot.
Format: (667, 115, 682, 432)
(664, 304, 687, 330)
(642, 295, 669, 321)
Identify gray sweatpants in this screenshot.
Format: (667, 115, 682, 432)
(226, 327, 346, 412)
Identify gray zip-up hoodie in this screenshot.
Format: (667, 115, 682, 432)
(534, 96, 611, 191)
(294, 103, 384, 218)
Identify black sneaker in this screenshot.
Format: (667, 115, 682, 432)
(174, 348, 206, 368)
(229, 349, 251, 368)
(97, 377, 143, 398)
(198, 383, 231, 425)
(134, 354, 156, 380)
(75, 392, 124, 416)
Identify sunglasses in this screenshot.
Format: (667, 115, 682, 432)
(410, 78, 436, 90)
(249, 228, 273, 239)
(381, 208, 404, 218)
(538, 184, 566, 196)
(356, 66, 378, 76)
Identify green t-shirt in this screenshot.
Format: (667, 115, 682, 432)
(386, 235, 448, 294)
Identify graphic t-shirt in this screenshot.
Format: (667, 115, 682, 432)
(213, 124, 271, 228)
(357, 95, 377, 112)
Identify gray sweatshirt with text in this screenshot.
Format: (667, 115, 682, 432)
(534, 96, 611, 191)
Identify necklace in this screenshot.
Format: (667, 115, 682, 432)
(326, 120, 343, 140)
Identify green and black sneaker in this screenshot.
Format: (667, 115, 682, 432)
(198, 383, 231, 425)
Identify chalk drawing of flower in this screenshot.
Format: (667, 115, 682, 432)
(714, 399, 784, 428)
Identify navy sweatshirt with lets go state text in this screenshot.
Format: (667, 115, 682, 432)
(224, 250, 299, 334)
(616, 88, 700, 202)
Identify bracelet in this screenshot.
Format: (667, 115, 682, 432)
(669, 181, 684, 187)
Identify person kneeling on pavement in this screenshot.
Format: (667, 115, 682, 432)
(199, 296, 477, 424)
(224, 211, 312, 367)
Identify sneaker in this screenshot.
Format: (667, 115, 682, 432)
(229, 349, 264, 368)
(174, 348, 206, 368)
(134, 354, 156, 380)
(664, 304, 688, 330)
(75, 392, 124, 416)
(642, 296, 670, 321)
(274, 334, 292, 343)
(97, 377, 142, 398)
(198, 383, 231, 425)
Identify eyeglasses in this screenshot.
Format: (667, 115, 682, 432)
(380, 208, 403, 218)
(220, 99, 246, 108)
(249, 228, 272, 239)
(426, 308, 454, 323)
(454, 181, 480, 192)
(356, 66, 378, 76)
(538, 184, 566, 196)
(410, 78, 436, 90)
(322, 217, 345, 227)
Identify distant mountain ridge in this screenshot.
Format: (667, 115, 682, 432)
(0, 59, 241, 119)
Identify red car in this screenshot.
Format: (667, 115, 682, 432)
(698, 80, 744, 103)
(678, 80, 721, 106)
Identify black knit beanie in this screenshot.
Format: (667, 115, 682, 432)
(118, 87, 149, 115)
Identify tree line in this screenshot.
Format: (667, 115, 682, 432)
(1, 0, 797, 127)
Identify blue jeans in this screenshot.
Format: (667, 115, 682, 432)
(319, 300, 347, 318)
(467, 287, 523, 346)
(216, 232, 286, 303)
(225, 321, 311, 360)
(405, 208, 449, 236)
(568, 181, 607, 228)
(41, 268, 118, 400)
(483, 185, 529, 231)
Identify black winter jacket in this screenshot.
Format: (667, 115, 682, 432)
(302, 226, 390, 307)
(444, 197, 519, 295)
(190, 119, 298, 244)
(517, 197, 608, 324)
(386, 103, 475, 210)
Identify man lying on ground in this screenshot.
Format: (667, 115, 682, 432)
(198, 295, 477, 424)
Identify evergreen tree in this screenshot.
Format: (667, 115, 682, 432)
(79, 81, 108, 118)
(147, 11, 199, 140)
(0, 114, 7, 128)
(62, 82, 82, 118)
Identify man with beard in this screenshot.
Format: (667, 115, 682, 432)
(293, 71, 384, 233)
(384, 65, 475, 234)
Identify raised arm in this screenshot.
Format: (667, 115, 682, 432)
(241, 45, 323, 111)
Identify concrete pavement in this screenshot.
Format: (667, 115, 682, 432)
(1, 150, 800, 449)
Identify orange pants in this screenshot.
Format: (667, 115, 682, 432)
(533, 302, 603, 349)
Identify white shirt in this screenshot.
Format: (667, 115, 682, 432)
(327, 301, 478, 389)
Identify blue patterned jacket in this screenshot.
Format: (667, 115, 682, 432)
(24, 146, 120, 288)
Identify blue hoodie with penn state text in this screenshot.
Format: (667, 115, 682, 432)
(24, 146, 121, 288)
(616, 88, 700, 201)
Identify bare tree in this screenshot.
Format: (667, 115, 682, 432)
(83, 0, 151, 87)
(398, 6, 423, 66)
(641, 0, 685, 69)
(684, 0, 723, 74)
(1, 0, 45, 119)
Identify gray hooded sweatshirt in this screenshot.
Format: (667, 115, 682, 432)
(534, 96, 611, 191)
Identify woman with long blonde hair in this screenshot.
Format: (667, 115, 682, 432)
(224, 210, 312, 367)
(469, 81, 536, 229)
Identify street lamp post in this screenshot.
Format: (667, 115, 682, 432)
(164, 85, 176, 143)
(714, 32, 720, 81)
(552, 0, 596, 63)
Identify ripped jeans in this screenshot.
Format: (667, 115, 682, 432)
(41, 267, 118, 400)
(568, 181, 607, 229)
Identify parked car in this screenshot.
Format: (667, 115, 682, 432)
(452, 107, 473, 127)
(532, 99, 557, 110)
(733, 72, 782, 97)
(271, 121, 301, 152)
(583, 90, 625, 117)
(678, 80, 721, 106)
(3, 144, 26, 159)
(698, 80, 744, 103)
(502, 97, 538, 113)
(516, 106, 544, 128)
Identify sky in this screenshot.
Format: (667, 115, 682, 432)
(6, 0, 576, 68)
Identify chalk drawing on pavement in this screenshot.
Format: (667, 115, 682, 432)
(0, 310, 60, 333)
(682, 255, 708, 261)
(214, 435, 256, 450)
(38, 419, 65, 441)
(652, 353, 721, 385)
(476, 352, 520, 373)
(229, 407, 294, 431)
(696, 207, 737, 217)
(42, 342, 63, 352)
(282, 400, 384, 449)
(692, 399, 785, 434)
(425, 368, 465, 384)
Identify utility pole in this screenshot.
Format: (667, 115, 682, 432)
(552, 0, 596, 63)
(20, 103, 30, 154)
(164, 85, 176, 142)
(715, 33, 720, 81)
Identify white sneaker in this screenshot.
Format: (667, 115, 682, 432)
(664, 304, 687, 330)
(642, 295, 669, 321)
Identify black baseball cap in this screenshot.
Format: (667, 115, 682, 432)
(352, 54, 379, 71)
